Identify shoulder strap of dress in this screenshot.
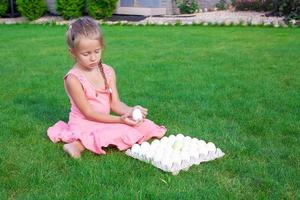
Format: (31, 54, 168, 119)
(102, 64, 113, 82)
(64, 68, 85, 83)
(63, 68, 89, 96)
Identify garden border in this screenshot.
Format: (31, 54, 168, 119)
(0, 11, 299, 28)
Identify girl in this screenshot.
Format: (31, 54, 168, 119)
(47, 17, 167, 158)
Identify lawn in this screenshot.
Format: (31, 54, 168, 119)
(0, 24, 299, 199)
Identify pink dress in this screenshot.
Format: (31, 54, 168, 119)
(47, 64, 167, 154)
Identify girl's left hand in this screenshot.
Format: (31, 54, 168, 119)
(132, 105, 148, 119)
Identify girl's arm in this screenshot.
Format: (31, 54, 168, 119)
(65, 74, 123, 123)
(109, 68, 148, 118)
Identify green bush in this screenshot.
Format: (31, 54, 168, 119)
(56, 0, 85, 19)
(176, 0, 199, 14)
(0, 0, 8, 16)
(234, 0, 273, 11)
(235, 0, 262, 11)
(275, 0, 300, 20)
(216, 0, 229, 10)
(86, 0, 118, 19)
(16, 0, 46, 20)
(231, 0, 237, 7)
(233, 0, 300, 21)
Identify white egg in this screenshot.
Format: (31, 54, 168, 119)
(139, 143, 148, 158)
(181, 145, 190, 154)
(189, 150, 199, 164)
(180, 151, 191, 163)
(162, 158, 173, 171)
(149, 143, 157, 151)
(171, 154, 182, 171)
(206, 142, 216, 153)
(168, 134, 176, 140)
(166, 139, 175, 147)
(131, 144, 141, 154)
(189, 148, 199, 158)
(172, 171, 180, 176)
(198, 140, 206, 147)
(132, 108, 143, 121)
(125, 149, 132, 156)
(172, 140, 183, 151)
(160, 136, 169, 145)
(192, 137, 199, 142)
(151, 139, 160, 148)
(216, 148, 225, 158)
(207, 151, 215, 160)
(153, 152, 163, 164)
(191, 138, 199, 146)
(198, 146, 208, 156)
(190, 142, 198, 151)
(141, 142, 150, 151)
(176, 133, 184, 141)
(154, 146, 165, 157)
(184, 135, 192, 141)
(182, 140, 189, 147)
(145, 150, 155, 162)
(163, 146, 173, 156)
(181, 160, 190, 169)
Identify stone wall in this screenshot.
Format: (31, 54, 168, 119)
(197, 0, 219, 10)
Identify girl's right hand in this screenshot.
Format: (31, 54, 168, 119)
(120, 112, 143, 126)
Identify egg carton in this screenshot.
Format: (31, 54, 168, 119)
(125, 134, 225, 175)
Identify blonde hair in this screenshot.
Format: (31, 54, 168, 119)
(66, 17, 110, 92)
(66, 16, 104, 49)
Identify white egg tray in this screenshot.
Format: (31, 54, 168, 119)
(125, 134, 225, 175)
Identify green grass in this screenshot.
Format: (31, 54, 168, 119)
(0, 24, 299, 199)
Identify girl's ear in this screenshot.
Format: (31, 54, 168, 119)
(69, 48, 76, 59)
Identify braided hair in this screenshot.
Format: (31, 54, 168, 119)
(98, 59, 111, 93)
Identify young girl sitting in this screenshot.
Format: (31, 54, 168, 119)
(47, 17, 167, 158)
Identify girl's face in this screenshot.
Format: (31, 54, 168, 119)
(70, 38, 102, 70)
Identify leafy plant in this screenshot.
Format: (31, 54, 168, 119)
(56, 0, 85, 19)
(0, 0, 8, 16)
(235, 0, 261, 11)
(16, 0, 46, 20)
(275, 0, 300, 20)
(86, 0, 118, 19)
(216, 0, 228, 10)
(176, 0, 199, 14)
(231, 0, 237, 7)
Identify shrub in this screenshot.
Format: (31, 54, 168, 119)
(234, 0, 274, 11)
(176, 0, 199, 14)
(56, 0, 85, 19)
(216, 0, 229, 10)
(231, 0, 237, 7)
(275, 0, 300, 20)
(288, 3, 300, 20)
(16, 0, 46, 20)
(86, 0, 118, 19)
(0, 0, 8, 16)
(235, 0, 261, 11)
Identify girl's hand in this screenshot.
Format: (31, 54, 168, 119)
(120, 112, 143, 126)
(132, 105, 148, 119)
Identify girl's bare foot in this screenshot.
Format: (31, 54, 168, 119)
(63, 142, 82, 159)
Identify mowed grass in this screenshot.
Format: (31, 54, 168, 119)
(0, 24, 299, 199)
